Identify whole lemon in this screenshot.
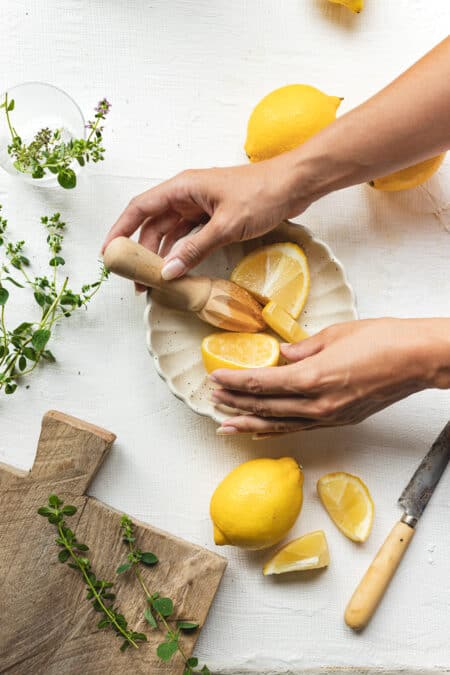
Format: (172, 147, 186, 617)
(369, 154, 446, 191)
(245, 84, 342, 162)
(328, 0, 363, 12)
(210, 457, 304, 550)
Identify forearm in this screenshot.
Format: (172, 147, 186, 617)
(418, 318, 450, 390)
(279, 37, 450, 211)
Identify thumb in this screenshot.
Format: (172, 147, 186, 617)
(280, 333, 325, 363)
(161, 219, 224, 280)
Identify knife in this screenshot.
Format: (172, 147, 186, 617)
(345, 421, 450, 631)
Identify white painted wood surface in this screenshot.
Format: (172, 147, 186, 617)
(1, 2, 449, 673)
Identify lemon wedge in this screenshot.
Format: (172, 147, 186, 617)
(317, 472, 374, 542)
(231, 242, 310, 319)
(201, 332, 279, 373)
(262, 301, 309, 343)
(263, 530, 330, 575)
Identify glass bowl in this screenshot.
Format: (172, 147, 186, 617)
(0, 82, 85, 187)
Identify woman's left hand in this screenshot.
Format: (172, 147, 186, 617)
(211, 318, 450, 436)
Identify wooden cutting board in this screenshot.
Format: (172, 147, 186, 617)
(0, 410, 227, 674)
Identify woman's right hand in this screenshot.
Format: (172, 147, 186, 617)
(102, 158, 311, 280)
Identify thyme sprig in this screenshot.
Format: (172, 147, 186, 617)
(1, 94, 111, 189)
(0, 205, 108, 395)
(118, 515, 210, 675)
(38, 495, 147, 651)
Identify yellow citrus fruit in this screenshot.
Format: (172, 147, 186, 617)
(317, 472, 374, 542)
(210, 457, 304, 550)
(231, 242, 310, 319)
(262, 301, 309, 343)
(245, 84, 342, 162)
(201, 332, 279, 373)
(328, 0, 363, 12)
(263, 530, 330, 575)
(370, 154, 445, 191)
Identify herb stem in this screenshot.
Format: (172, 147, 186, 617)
(4, 94, 17, 140)
(57, 521, 139, 649)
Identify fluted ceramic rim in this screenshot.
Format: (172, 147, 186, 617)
(145, 220, 358, 424)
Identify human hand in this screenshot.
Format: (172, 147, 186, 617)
(210, 318, 450, 436)
(102, 158, 311, 282)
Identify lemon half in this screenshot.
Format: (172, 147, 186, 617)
(201, 332, 279, 373)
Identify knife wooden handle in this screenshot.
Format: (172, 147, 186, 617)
(344, 520, 415, 631)
(103, 237, 212, 312)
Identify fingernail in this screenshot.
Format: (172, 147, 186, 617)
(209, 373, 219, 383)
(161, 257, 186, 280)
(216, 425, 238, 435)
(280, 343, 290, 349)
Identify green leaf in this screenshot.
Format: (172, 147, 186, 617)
(32, 329, 51, 351)
(187, 657, 198, 668)
(119, 641, 130, 652)
(74, 542, 89, 551)
(32, 165, 45, 179)
(5, 383, 17, 394)
(37, 506, 53, 517)
(177, 621, 199, 632)
(58, 549, 70, 563)
(0, 287, 9, 305)
(153, 597, 173, 618)
(116, 562, 132, 575)
(7, 99, 15, 111)
(34, 291, 47, 307)
(18, 355, 27, 371)
(140, 551, 158, 566)
(23, 347, 36, 360)
(41, 349, 56, 362)
(97, 618, 110, 629)
(201, 667, 211, 674)
(131, 632, 147, 642)
(102, 592, 116, 600)
(49, 255, 65, 267)
(14, 322, 33, 334)
(61, 505, 77, 516)
(48, 494, 62, 508)
(57, 168, 76, 189)
(5, 276, 24, 288)
(156, 640, 178, 662)
(144, 606, 158, 628)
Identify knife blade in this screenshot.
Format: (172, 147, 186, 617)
(345, 421, 450, 631)
(398, 421, 450, 526)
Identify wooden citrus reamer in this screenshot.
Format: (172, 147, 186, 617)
(103, 236, 265, 332)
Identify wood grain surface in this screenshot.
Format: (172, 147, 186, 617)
(0, 411, 226, 674)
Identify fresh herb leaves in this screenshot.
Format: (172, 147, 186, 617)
(0, 94, 111, 189)
(118, 515, 210, 674)
(38, 495, 146, 651)
(0, 206, 108, 395)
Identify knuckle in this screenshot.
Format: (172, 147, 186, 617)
(301, 366, 321, 391)
(252, 399, 269, 416)
(315, 398, 335, 419)
(180, 237, 203, 264)
(246, 376, 263, 395)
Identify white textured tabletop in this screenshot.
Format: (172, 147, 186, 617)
(1, 2, 450, 673)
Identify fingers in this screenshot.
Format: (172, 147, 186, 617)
(217, 415, 318, 435)
(210, 362, 318, 396)
(280, 333, 325, 362)
(102, 186, 173, 253)
(211, 388, 322, 418)
(161, 215, 230, 279)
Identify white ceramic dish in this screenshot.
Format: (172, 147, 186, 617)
(146, 220, 357, 424)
